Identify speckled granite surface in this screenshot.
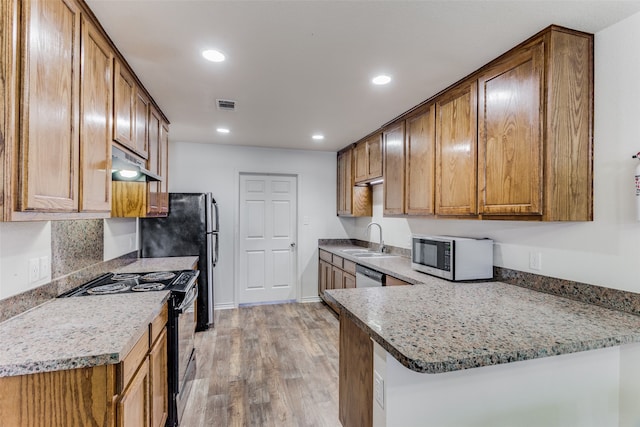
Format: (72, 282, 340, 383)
(325, 283, 640, 374)
(320, 243, 640, 374)
(116, 257, 198, 273)
(52, 219, 104, 278)
(0, 292, 169, 377)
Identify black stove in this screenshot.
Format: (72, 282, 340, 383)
(59, 270, 198, 298)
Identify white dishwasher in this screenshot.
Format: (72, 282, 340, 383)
(356, 264, 385, 287)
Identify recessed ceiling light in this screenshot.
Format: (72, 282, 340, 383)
(216, 127, 230, 134)
(202, 49, 226, 62)
(312, 134, 324, 141)
(372, 75, 391, 85)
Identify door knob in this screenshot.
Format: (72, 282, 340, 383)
(290, 242, 296, 249)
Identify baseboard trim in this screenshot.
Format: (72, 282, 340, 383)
(300, 296, 322, 303)
(214, 302, 236, 310)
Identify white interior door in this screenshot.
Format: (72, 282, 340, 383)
(238, 174, 297, 305)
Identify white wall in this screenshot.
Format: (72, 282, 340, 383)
(346, 12, 640, 293)
(0, 218, 137, 300)
(0, 221, 51, 299)
(169, 142, 349, 307)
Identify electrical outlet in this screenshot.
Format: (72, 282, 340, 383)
(529, 252, 542, 271)
(28, 258, 40, 283)
(39, 256, 50, 280)
(374, 370, 384, 409)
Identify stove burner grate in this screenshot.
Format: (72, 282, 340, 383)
(87, 282, 131, 295)
(132, 282, 166, 292)
(141, 271, 176, 281)
(111, 273, 140, 281)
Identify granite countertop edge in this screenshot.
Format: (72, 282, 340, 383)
(321, 244, 640, 374)
(0, 256, 197, 378)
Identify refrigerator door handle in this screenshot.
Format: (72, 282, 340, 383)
(212, 233, 219, 266)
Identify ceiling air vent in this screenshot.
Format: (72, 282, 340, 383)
(216, 99, 236, 111)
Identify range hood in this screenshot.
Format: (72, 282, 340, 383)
(111, 146, 161, 182)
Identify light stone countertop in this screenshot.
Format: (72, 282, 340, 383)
(116, 256, 199, 273)
(0, 256, 198, 378)
(321, 245, 640, 374)
(0, 292, 169, 377)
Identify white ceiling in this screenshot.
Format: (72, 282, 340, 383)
(86, 0, 640, 152)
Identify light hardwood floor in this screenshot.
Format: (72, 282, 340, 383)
(181, 302, 341, 427)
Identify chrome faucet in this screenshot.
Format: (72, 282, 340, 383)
(366, 222, 385, 253)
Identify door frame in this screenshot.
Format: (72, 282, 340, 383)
(233, 172, 299, 307)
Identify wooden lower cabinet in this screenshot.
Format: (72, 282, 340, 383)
(318, 250, 356, 312)
(0, 304, 168, 427)
(118, 358, 150, 427)
(339, 314, 373, 427)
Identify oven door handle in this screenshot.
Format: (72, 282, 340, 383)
(176, 286, 198, 314)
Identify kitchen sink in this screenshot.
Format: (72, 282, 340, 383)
(340, 248, 369, 253)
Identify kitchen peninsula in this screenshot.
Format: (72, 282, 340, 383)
(322, 245, 640, 427)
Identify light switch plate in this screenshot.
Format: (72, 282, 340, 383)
(39, 256, 50, 280)
(529, 252, 542, 271)
(28, 258, 40, 283)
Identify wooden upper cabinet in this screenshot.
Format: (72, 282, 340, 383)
(435, 80, 478, 216)
(478, 41, 544, 217)
(19, 0, 81, 212)
(134, 90, 150, 158)
(113, 60, 136, 152)
(354, 134, 383, 184)
(147, 106, 169, 217)
(80, 15, 113, 213)
(337, 147, 372, 217)
(383, 122, 406, 216)
(405, 104, 436, 216)
(478, 27, 593, 220)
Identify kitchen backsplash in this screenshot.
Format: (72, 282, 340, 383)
(0, 219, 136, 323)
(52, 219, 104, 278)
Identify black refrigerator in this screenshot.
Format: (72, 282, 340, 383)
(139, 193, 219, 330)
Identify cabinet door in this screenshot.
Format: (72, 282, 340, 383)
(79, 16, 112, 213)
(343, 272, 356, 289)
(332, 266, 344, 290)
(435, 81, 478, 216)
(118, 358, 150, 427)
(134, 90, 149, 158)
(147, 106, 162, 215)
(353, 141, 368, 183)
(383, 121, 405, 216)
(319, 259, 331, 296)
(159, 123, 170, 214)
(405, 105, 436, 215)
(149, 329, 168, 427)
(367, 135, 382, 180)
(113, 60, 136, 151)
(20, 0, 81, 211)
(478, 42, 544, 216)
(337, 149, 353, 215)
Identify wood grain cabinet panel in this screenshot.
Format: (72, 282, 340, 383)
(80, 15, 113, 213)
(405, 104, 436, 216)
(332, 266, 344, 290)
(478, 41, 544, 216)
(149, 328, 168, 427)
(117, 358, 150, 427)
(146, 106, 169, 217)
(134, 90, 150, 159)
(435, 80, 478, 216)
(19, 0, 81, 212)
(337, 147, 372, 217)
(339, 314, 373, 427)
(354, 134, 383, 184)
(113, 60, 136, 152)
(383, 122, 406, 216)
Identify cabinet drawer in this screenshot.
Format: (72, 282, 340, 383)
(386, 276, 411, 286)
(343, 260, 356, 275)
(150, 303, 168, 345)
(332, 254, 343, 269)
(119, 329, 150, 391)
(319, 250, 333, 263)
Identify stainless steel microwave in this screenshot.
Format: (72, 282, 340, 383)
(411, 235, 494, 281)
